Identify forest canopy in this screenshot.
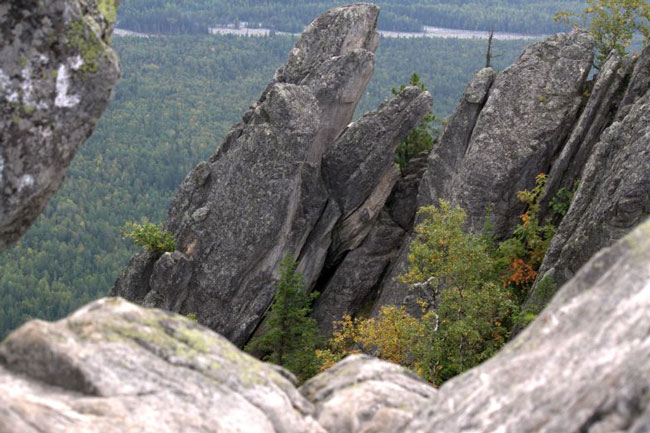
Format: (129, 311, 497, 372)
(117, 0, 585, 35)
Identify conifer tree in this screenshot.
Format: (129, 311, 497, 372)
(392, 73, 438, 171)
(245, 254, 321, 382)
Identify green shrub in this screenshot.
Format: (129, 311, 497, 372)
(122, 220, 176, 254)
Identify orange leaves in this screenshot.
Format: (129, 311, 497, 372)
(504, 257, 538, 287)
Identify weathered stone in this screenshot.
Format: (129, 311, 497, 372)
(113, 4, 382, 347)
(404, 217, 650, 433)
(526, 72, 650, 310)
(450, 29, 593, 238)
(301, 355, 435, 433)
(388, 151, 429, 231)
(0, 297, 325, 433)
(541, 51, 636, 219)
(0, 0, 120, 251)
(371, 67, 497, 318)
(416, 67, 496, 211)
(312, 211, 405, 335)
(617, 44, 650, 120)
(323, 86, 432, 264)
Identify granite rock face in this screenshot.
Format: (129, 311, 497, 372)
(112, 4, 433, 346)
(448, 29, 593, 238)
(0, 0, 120, 251)
(403, 217, 650, 433)
(526, 46, 650, 309)
(0, 297, 326, 433)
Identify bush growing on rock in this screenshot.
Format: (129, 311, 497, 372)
(122, 220, 176, 254)
(555, 0, 650, 65)
(392, 73, 440, 171)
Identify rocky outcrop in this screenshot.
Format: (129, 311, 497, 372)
(447, 29, 593, 238)
(370, 66, 498, 316)
(112, 4, 433, 346)
(525, 46, 650, 310)
(0, 0, 120, 251)
(416, 67, 496, 212)
(0, 297, 325, 433)
(4, 216, 650, 432)
(403, 216, 650, 433)
(540, 50, 636, 220)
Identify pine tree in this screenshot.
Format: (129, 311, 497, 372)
(245, 254, 321, 382)
(392, 73, 439, 171)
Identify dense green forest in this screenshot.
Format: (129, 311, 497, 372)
(0, 32, 530, 338)
(118, 0, 585, 35)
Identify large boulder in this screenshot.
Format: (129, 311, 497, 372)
(300, 354, 436, 433)
(0, 297, 325, 433)
(403, 216, 650, 433)
(112, 4, 433, 346)
(0, 0, 120, 251)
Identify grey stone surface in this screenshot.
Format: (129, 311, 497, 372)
(617, 44, 650, 120)
(113, 4, 432, 347)
(404, 217, 650, 433)
(371, 67, 497, 317)
(0, 0, 120, 251)
(5, 219, 650, 432)
(416, 67, 496, 212)
(301, 355, 436, 433)
(450, 29, 593, 238)
(526, 62, 650, 310)
(0, 297, 325, 433)
(113, 4, 382, 347)
(371, 30, 594, 317)
(312, 211, 405, 335)
(541, 51, 635, 219)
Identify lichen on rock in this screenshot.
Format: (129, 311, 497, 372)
(0, 0, 120, 251)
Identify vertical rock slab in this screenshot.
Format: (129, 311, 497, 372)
(450, 29, 593, 238)
(526, 73, 650, 310)
(323, 86, 433, 264)
(370, 67, 497, 317)
(113, 4, 381, 347)
(541, 51, 636, 218)
(0, 297, 326, 433)
(312, 211, 405, 335)
(0, 0, 120, 251)
(616, 44, 650, 120)
(404, 217, 650, 433)
(416, 67, 496, 210)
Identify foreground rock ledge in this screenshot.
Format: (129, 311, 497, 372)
(0, 297, 325, 433)
(3, 217, 650, 432)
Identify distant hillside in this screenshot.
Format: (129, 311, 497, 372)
(117, 0, 585, 35)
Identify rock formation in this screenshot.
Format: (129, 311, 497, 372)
(112, 3, 433, 347)
(373, 33, 650, 319)
(4, 215, 650, 432)
(0, 0, 120, 251)
(525, 44, 650, 310)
